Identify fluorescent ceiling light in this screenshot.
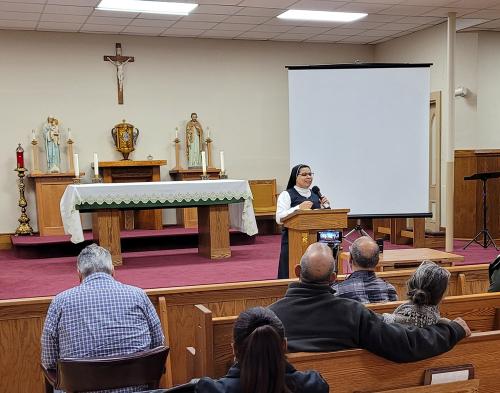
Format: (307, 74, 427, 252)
(97, 0, 198, 15)
(278, 10, 367, 23)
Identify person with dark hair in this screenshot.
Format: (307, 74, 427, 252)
(383, 260, 452, 327)
(332, 236, 398, 303)
(488, 255, 500, 292)
(195, 307, 329, 393)
(269, 242, 471, 362)
(275, 164, 330, 278)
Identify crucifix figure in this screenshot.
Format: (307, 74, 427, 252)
(104, 43, 135, 105)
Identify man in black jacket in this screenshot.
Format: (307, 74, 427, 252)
(269, 242, 471, 363)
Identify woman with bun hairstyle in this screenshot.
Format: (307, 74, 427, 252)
(195, 307, 329, 393)
(383, 260, 451, 328)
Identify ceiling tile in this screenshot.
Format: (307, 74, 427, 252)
(251, 24, 294, 32)
(290, 0, 346, 11)
(340, 35, 378, 43)
(212, 22, 256, 30)
(343, 21, 385, 28)
(80, 23, 125, 32)
(0, 19, 37, 29)
(196, 0, 241, 4)
(0, 2, 43, 12)
(0, 11, 40, 21)
(238, 0, 298, 8)
(136, 13, 181, 21)
(38, 21, 81, 31)
(192, 5, 242, 15)
(48, 0, 99, 5)
(447, 0, 500, 7)
(379, 22, 421, 30)
(421, 7, 478, 17)
(129, 18, 176, 27)
(44, 5, 94, 15)
(462, 9, 500, 19)
(286, 26, 332, 34)
(236, 7, 284, 17)
(40, 13, 88, 23)
(199, 29, 240, 38)
(161, 28, 205, 36)
(223, 15, 272, 23)
(236, 31, 277, 39)
(473, 18, 500, 28)
(394, 15, 443, 23)
(121, 25, 165, 35)
(171, 21, 218, 29)
(273, 32, 313, 41)
(363, 14, 404, 22)
(379, 5, 437, 16)
(400, 0, 455, 5)
(350, 0, 400, 3)
(335, 2, 395, 13)
(358, 28, 398, 36)
(325, 27, 366, 34)
(85, 16, 132, 25)
(306, 34, 349, 41)
(0, 0, 45, 3)
(180, 13, 229, 22)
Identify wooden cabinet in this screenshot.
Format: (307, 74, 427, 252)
(99, 160, 167, 230)
(29, 173, 79, 236)
(454, 150, 500, 239)
(169, 168, 220, 228)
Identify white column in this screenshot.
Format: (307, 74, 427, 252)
(445, 12, 456, 252)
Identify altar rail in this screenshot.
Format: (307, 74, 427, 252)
(0, 264, 490, 392)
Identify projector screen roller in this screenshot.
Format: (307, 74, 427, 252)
(288, 64, 431, 217)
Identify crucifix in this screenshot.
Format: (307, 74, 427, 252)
(103, 43, 135, 105)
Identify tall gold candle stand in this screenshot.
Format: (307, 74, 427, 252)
(206, 136, 213, 168)
(67, 138, 75, 173)
(14, 167, 33, 236)
(30, 139, 42, 174)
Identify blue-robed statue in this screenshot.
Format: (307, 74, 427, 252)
(43, 116, 61, 173)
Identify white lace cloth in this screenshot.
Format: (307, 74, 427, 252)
(60, 179, 258, 243)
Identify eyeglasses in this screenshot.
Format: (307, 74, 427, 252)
(298, 172, 314, 177)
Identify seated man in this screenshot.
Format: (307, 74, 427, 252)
(269, 242, 470, 363)
(332, 236, 397, 303)
(41, 244, 164, 391)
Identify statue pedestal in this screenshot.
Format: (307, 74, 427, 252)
(169, 168, 221, 228)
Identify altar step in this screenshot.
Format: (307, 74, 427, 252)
(11, 226, 255, 259)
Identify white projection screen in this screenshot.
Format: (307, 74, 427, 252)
(288, 64, 431, 218)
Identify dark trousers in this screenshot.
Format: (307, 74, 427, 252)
(278, 229, 289, 279)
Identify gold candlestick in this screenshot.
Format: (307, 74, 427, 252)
(14, 167, 33, 236)
(219, 171, 228, 179)
(30, 139, 42, 174)
(206, 137, 213, 168)
(174, 137, 182, 169)
(67, 138, 75, 173)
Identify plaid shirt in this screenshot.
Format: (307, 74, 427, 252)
(41, 272, 164, 393)
(332, 270, 398, 304)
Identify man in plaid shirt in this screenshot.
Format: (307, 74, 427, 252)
(41, 244, 164, 392)
(332, 236, 398, 304)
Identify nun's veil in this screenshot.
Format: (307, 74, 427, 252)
(285, 164, 310, 190)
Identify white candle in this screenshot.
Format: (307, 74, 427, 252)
(220, 151, 225, 173)
(201, 151, 207, 175)
(32, 129, 36, 141)
(207, 126, 210, 139)
(175, 127, 178, 139)
(93, 153, 99, 177)
(67, 128, 72, 141)
(73, 153, 79, 178)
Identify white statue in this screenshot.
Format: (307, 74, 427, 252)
(43, 116, 61, 173)
(106, 56, 133, 92)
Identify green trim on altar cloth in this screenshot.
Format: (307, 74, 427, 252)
(76, 197, 245, 211)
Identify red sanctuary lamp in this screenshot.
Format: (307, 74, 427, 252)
(14, 143, 33, 235)
(16, 143, 25, 169)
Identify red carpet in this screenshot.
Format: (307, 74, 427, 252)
(0, 234, 497, 300)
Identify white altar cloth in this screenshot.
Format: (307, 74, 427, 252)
(60, 179, 258, 243)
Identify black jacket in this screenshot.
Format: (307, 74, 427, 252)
(269, 281, 466, 363)
(195, 362, 328, 393)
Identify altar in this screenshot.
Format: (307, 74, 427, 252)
(60, 179, 258, 265)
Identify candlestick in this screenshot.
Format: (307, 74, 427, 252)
(93, 153, 99, 177)
(220, 151, 225, 173)
(73, 153, 79, 178)
(175, 127, 179, 139)
(207, 126, 210, 139)
(201, 151, 207, 176)
(16, 144, 24, 169)
(14, 167, 33, 236)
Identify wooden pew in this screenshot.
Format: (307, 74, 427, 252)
(192, 292, 500, 380)
(0, 263, 490, 392)
(371, 380, 480, 393)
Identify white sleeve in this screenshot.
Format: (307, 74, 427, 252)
(276, 191, 300, 224)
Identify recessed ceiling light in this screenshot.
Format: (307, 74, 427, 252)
(277, 10, 367, 23)
(96, 0, 198, 16)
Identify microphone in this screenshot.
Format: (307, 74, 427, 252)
(311, 186, 330, 209)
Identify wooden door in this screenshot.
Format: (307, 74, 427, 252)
(427, 91, 441, 233)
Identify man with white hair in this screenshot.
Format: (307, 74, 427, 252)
(41, 244, 163, 391)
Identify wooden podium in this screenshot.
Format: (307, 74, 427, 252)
(98, 160, 167, 230)
(283, 209, 350, 278)
(169, 168, 221, 228)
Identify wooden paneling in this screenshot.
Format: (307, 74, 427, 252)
(371, 380, 479, 393)
(198, 205, 230, 259)
(454, 150, 500, 239)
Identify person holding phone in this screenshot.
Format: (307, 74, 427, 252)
(275, 164, 330, 279)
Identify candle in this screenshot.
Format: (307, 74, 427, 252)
(207, 126, 210, 139)
(175, 127, 178, 139)
(220, 151, 225, 173)
(68, 128, 72, 141)
(73, 153, 79, 178)
(32, 129, 36, 142)
(201, 151, 207, 175)
(16, 144, 24, 169)
(93, 153, 99, 177)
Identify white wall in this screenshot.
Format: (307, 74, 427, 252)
(0, 30, 373, 233)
